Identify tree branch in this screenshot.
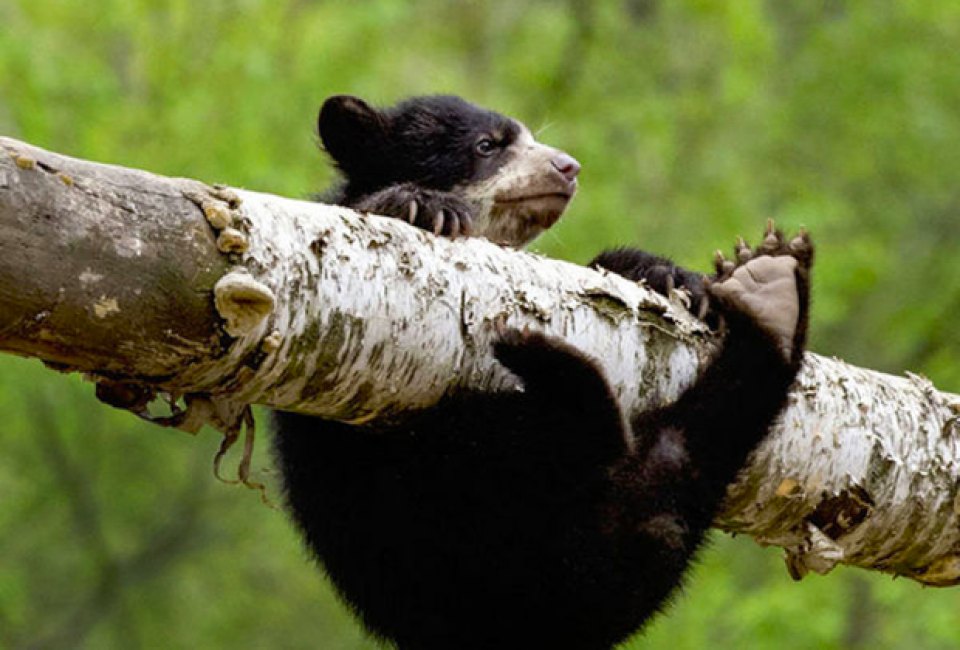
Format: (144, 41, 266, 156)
(2, 136, 959, 587)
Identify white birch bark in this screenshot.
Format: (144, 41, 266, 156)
(1, 136, 959, 586)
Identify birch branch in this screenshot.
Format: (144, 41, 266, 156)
(1, 136, 959, 587)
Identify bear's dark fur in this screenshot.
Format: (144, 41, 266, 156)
(273, 95, 813, 650)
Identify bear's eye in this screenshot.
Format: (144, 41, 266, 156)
(475, 137, 498, 157)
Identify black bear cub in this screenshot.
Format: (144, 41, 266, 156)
(273, 95, 814, 650)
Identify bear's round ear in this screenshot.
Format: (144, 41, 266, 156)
(318, 95, 388, 172)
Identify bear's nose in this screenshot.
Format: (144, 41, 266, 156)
(551, 153, 581, 182)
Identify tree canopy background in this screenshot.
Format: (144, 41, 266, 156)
(1, 1, 959, 648)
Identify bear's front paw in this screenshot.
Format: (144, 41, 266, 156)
(643, 265, 710, 320)
(588, 248, 711, 320)
(354, 184, 475, 238)
(708, 220, 814, 361)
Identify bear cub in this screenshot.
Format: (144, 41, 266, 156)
(273, 95, 814, 650)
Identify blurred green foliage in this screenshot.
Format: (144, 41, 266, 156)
(1, 0, 959, 648)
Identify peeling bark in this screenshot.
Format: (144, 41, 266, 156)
(1, 136, 959, 586)
(0, 136, 709, 422)
(720, 359, 960, 586)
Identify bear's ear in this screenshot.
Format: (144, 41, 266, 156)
(318, 95, 389, 173)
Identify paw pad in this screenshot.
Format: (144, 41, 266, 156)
(708, 220, 813, 361)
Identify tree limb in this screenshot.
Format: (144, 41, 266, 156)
(2, 136, 959, 587)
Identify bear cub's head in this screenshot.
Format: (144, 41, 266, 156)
(319, 95, 580, 247)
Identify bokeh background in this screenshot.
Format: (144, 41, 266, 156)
(2, 1, 960, 648)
